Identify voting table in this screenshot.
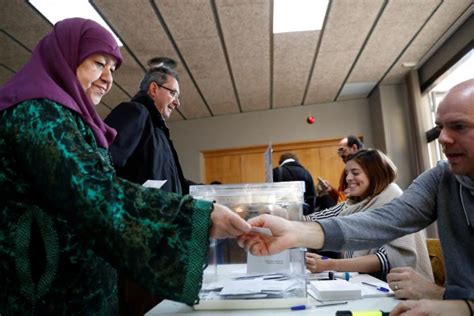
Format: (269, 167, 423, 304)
(146, 273, 400, 315)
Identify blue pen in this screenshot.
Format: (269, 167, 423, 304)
(291, 301, 348, 310)
(361, 281, 390, 292)
(291, 305, 309, 311)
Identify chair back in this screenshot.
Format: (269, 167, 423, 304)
(426, 238, 445, 286)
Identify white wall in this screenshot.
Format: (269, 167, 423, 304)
(168, 98, 374, 182)
(369, 83, 417, 189)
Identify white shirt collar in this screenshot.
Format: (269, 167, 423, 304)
(280, 158, 296, 166)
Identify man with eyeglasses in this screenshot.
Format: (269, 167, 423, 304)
(318, 135, 364, 203)
(105, 57, 189, 195)
(105, 57, 192, 315)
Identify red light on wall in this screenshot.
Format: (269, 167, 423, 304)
(307, 115, 315, 124)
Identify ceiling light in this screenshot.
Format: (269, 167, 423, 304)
(339, 82, 377, 99)
(29, 0, 123, 46)
(401, 62, 417, 68)
(273, 0, 329, 34)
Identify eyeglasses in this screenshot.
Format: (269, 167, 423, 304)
(337, 147, 349, 156)
(157, 84, 180, 101)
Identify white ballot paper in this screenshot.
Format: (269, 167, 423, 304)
(142, 180, 167, 189)
(250, 226, 272, 236)
(247, 250, 290, 274)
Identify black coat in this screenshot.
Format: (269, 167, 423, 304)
(105, 91, 189, 194)
(273, 161, 318, 215)
(273, 161, 336, 215)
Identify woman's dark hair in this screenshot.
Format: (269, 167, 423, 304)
(345, 149, 397, 201)
(139, 57, 179, 91)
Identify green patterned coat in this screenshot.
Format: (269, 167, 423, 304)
(0, 99, 213, 314)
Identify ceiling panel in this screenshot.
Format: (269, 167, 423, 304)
(216, 0, 271, 112)
(383, 0, 472, 84)
(109, 50, 143, 100)
(1, 1, 52, 50)
(158, 0, 240, 116)
(0, 1, 470, 120)
(0, 32, 32, 74)
(0, 65, 15, 86)
(273, 31, 319, 108)
(94, 0, 211, 120)
(101, 84, 132, 110)
(305, 0, 384, 104)
(96, 103, 112, 118)
(343, 0, 441, 98)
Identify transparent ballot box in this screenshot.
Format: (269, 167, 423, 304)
(190, 182, 307, 310)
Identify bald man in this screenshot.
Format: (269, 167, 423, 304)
(239, 79, 474, 313)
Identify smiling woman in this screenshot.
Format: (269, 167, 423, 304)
(304, 149, 433, 282)
(0, 18, 250, 314)
(76, 53, 117, 105)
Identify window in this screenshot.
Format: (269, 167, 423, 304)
(425, 49, 473, 168)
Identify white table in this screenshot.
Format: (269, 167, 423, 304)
(146, 297, 399, 315)
(146, 274, 400, 315)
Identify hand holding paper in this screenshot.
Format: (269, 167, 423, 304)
(210, 204, 251, 239)
(250, 226, 273, 237)
(237, 214, 296, 255)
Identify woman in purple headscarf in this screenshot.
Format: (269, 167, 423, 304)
(0, 18, 249, 314)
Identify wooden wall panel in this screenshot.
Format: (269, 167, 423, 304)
(204, 155, 241, 184)
(317, 145, 345, 187)
(203, 138, 349, 189)
(240, 153, 265, 183)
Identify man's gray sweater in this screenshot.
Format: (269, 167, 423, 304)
(320, 161, 474, 299)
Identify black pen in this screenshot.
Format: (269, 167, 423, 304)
(336, 310, 389, 316)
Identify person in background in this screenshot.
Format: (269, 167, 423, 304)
(273, 152, 334, 215)
(305, 149, 432, 281)
(319, 135, 364, 202)
(105, 57, 192, 195)
(105, 57, 194, 314)
(0, 18, 250, 315)
(237, 79, 474, 315)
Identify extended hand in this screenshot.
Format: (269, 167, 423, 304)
(387, 267, 445, 300)
(210, 203, 251, 239)
(390, 299, 471, 316)
(236, 214, 298, 256)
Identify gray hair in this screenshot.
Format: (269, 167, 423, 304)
(139, 57, 179, 92)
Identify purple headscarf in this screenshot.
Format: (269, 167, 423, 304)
(0, 18, 122, 148)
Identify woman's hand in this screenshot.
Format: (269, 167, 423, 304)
(210, 203, 251, 239)
(305, 252, 333, 273)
